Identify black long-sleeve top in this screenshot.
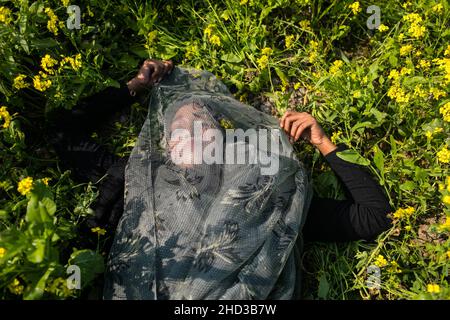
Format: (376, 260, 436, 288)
(46, 84, 392, 243)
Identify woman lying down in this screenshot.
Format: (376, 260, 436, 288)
(48, 59, 392, 299)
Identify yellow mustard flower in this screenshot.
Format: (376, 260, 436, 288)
(374, 255, 388, 268)
(0, 106, 11, 129)
(440, 217, 450, 231)
(8, 279, 24, 295)
(44, 8, 59, 36)
(209, 35, 221, 46)
(17, 177, 33, 195)
(378, 24, 389, 32)
(349, 2, 361, 15)
(413, 84, 427, 99)
(400, 67, 413, 76)
(398, 33, 405, 41)
(13, 74, 29, 90)
(393, 206, 415, 219)
(261, 47, 273, 56)
(257, 54, 269, 70)
(60, 54, 82, 71)
(443, 195, 450, 205)
(33, 71, 52, 92)
(331, 131, 342, 144)
(403, 13, 426, 39)
(430, 87, 447, 100)
(418, 59, 430, 70)
(0, 247, 6, 258)
(204, 24, 214, 38)
(437, 146, 450, 163)
(91, 227, 106, 236)
(329, 60, 344, 75)
(42, 177, 51, 186)
(299, 20, 310, 29)
(388, 261, 402, 274)
(41, 54, 58, 74)
(285, 35, 295, 49)
(435, 58, 450, 84)
(294, 82, 301, 90)
(432, 3, 444, 13)
(445, 45, 450, 57)
(387, 85, 410, 103)
(400, 44, 413, 56)
(240, 0, 249, 5)
(309, 51, 318, 63)
(219, 118, 234, 129)
(427, 284, 440, 294)
(61, 0, 70, 6)
(447, 251, 450, 259)
(0, 6, 12, 24)
(440, 102, 450, 122)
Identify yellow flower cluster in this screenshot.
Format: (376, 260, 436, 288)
(441, 217, 450, 231)
(0, 247, 6, 258)
(331, 131, 342, 144)
(261, 47, 272, 56)
(387, 84, 410, 103)
(427, 283, 440, 294)
(349, 2, 361, 15)
(91, 227, 106, 235)
(0, 106, 11, 129)
(329, 60, 344, 75)
(33, 71, 52, 92)
(41, 54, 58, 74)
(430, 87, 447, 100)
(0, 6, 12, 24)
(44, 8, 59, 36)
(42, 177, 51, 186)
(439, 102, 450, 122)
(387, 260, 402, 274)
(13, 74, 29, 90)
(432, 3, 443, 13)
(413, 84, 427, 99)
(443, 195, 450, 205)
(425, 127, 443, 139)
(8, 278, 24, 295)
(392, 206, 415, 219)
(402, 13, 426, 39)
(285, 35, 295, 49)
(374, 255, 388, 268)
(204, 24, 221, 47)
(437, 146, 450, 163)
(399, 44, 413, 56)
(435, 58, 450, 84)
(299, 20, 310, 30)
(378, 24, 389, 32)
(445, 45, 450, 57)
(308, 40, 319, 63)
(60, 54, 82, 71)
(17, 177, 33, 195)
(257, 47, 272, 70)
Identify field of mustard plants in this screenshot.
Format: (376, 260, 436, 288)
(0, 0, 449, 299)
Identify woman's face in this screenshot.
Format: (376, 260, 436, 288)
(168, 104, 217, 167)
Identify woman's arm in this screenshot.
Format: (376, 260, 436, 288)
(280, 112, 392, 242)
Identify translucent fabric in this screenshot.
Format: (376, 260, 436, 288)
(103, 67, 312, 300)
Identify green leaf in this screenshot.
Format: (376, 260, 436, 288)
(318, 274, 330, 299)
(336, 149, 370, 166)
(26, 238, 46, 263)
(23, 266, 55, 300)
(373, 147, 385, 178)
(220, 52, 243, 63)
(400, 180, 416, 192)
(69, 249, 104, 288)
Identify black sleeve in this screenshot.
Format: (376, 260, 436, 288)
(303, 144, 393, 242)
(46, 85, 133, 231)
(48, 83, 136, 139)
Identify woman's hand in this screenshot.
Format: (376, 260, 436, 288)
(127, 59, 174, 96)
(280, 111, 337, 156)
